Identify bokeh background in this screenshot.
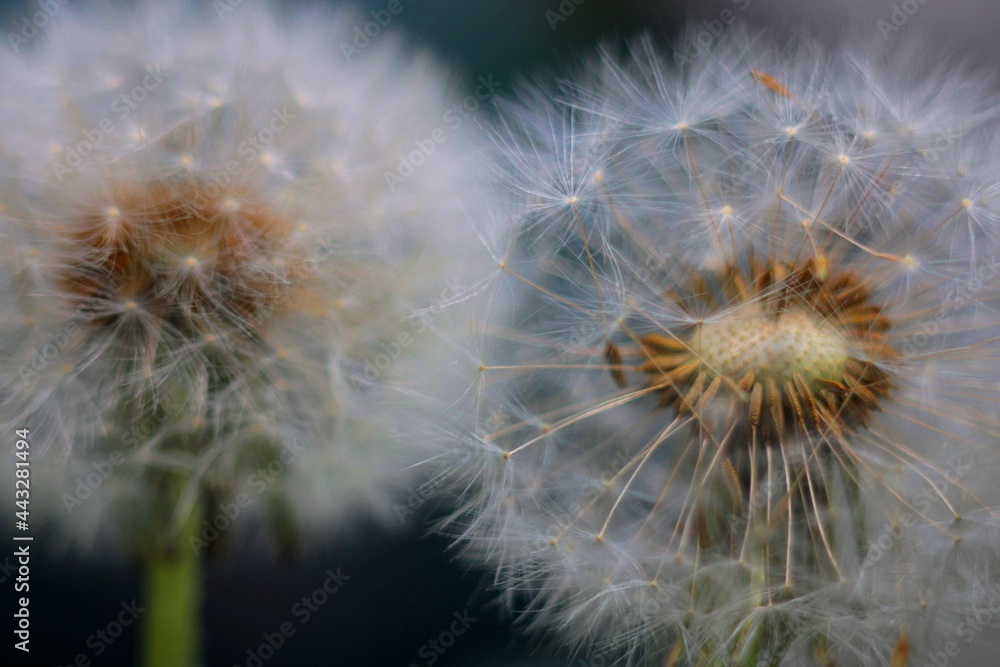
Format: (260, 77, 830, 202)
(3, 0, 1000, 665)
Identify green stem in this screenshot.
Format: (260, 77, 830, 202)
(139, 488, 202, 667)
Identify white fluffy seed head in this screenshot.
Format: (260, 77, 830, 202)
(0, 1, 488, 554)
(439, 29, 1000, 666)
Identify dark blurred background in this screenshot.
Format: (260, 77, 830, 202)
(3, 1, 998, 665)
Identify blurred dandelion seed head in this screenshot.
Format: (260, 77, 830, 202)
(57, 180, 308, 347)
(0, 0, 488, 553)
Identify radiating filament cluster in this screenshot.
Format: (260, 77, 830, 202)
(627, 259, 895, 444)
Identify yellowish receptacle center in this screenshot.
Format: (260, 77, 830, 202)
(691, 309, 848, 386)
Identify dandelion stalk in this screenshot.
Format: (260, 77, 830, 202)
(140, 473, 202, 667)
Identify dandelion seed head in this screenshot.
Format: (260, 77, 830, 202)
(440, 29, 1000, 666)
(0, 0, 488, 554)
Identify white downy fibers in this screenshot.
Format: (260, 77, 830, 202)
(0, 1, 487, 554)
(440, 32, 1000, 666)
